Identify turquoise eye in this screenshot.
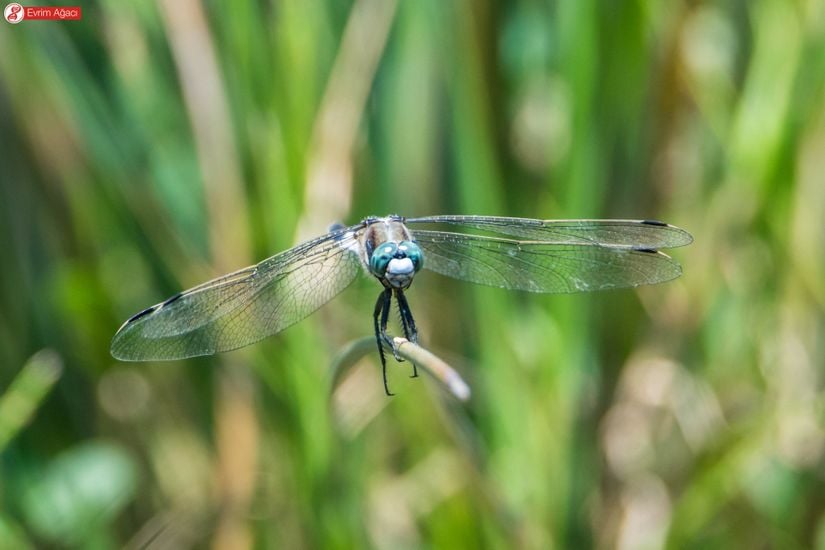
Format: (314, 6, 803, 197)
(370, 242, 398, 276)
(398, 241, 423, 272)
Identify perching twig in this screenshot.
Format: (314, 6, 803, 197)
(330, 337, 471, 401)
(390, 337, 470, 401)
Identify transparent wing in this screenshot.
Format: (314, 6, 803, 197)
(111, 223, 366, 361)
(412, 230, 683, 293)
(406, 215, 693, 249)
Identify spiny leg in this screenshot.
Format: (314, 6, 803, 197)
(373, 288, 394, 396)
(380, 287, 404, 361)
(395, 289, 419, 343)
(395, 289, 420, 378)
(396, 295, 412, 341)
(374, 288, 394, 395)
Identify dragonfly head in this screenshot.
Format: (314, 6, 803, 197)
(369, 240, 423, 289)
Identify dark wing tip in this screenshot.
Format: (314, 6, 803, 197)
(162, 292, 183, 306)
(112, 303, 161, 360)
(632, 247, 684, 283)
(125, 305, 156, 324)
(640, 220, 694, 247)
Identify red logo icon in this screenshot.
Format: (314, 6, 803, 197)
(3, 4, 82, 22)
(4, 3, 24, 23)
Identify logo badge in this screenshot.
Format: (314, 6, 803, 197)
(4, 3, 24, 23)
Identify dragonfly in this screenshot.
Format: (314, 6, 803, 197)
(111, 215, 692, 395)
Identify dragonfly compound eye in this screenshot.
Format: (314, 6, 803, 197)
(397, 241, 423, 272)
(369, 242, 398, 276)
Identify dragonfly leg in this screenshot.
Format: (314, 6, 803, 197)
(395, 289, 419, 343)
(395, 289, 420, 378)
(380, 288, 406, 364)
(373, 288, 395, 396)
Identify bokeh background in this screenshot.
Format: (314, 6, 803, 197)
(2, 0, 825, 548)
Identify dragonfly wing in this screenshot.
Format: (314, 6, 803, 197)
(412, 230, 683, 293)
(111, 224, 366, 360)
(406, 215, 693, 249)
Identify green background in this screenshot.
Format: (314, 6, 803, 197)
(2, 0, 825, 547)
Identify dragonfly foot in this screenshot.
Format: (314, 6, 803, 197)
(380, 334, 404, 362)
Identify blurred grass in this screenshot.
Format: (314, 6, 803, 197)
(0, 350, 62, 452)
(2, 0, 825, 548)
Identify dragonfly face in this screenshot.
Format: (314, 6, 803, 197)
(111, 215, 693, 396)
(367, 240, 423, 289)
(361, 217, 423, 289)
